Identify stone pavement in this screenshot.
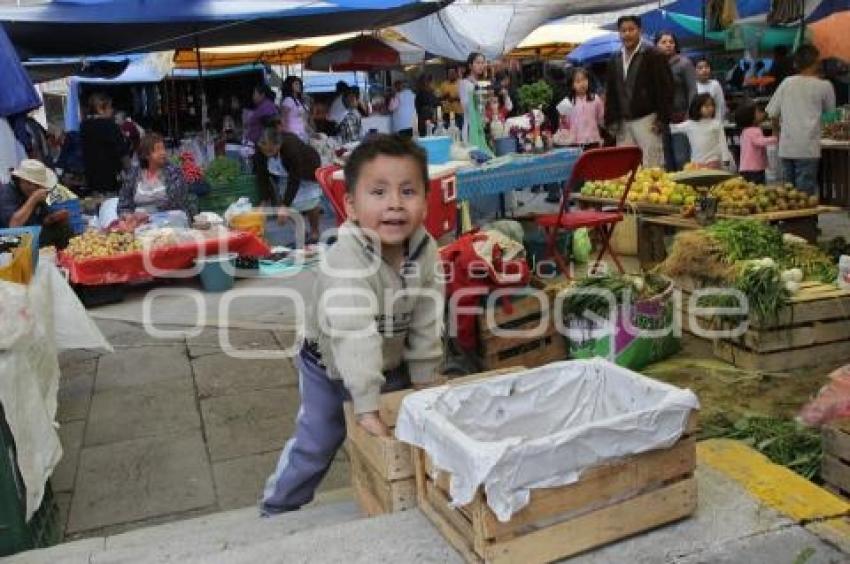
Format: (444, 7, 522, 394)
(53, 319, 350, 540)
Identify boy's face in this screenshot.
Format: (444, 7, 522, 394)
(345, 155, 427, 248)
(696, 61, 711, 81)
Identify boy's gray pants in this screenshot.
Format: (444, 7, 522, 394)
(261, 345, 408, 514)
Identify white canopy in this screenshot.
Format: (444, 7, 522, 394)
(395, 0, 658, 60)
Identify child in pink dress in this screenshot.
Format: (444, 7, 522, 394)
(735, 102, 777, 184)
(558, 68, 604, 147)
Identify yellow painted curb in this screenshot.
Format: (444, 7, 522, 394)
(697, 439, 850, 522)
(806, 517, 850, 555)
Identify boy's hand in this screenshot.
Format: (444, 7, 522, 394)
(357, 411, 389, 437)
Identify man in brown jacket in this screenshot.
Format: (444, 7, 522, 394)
(604, 15, 674, 168)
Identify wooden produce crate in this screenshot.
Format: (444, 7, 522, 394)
(477, 282, 568, 370)
(343, 367, 523, 516)
(415, 413, 699, 564)
(822, 418, 850, 497)
(712, 282, 850, 372)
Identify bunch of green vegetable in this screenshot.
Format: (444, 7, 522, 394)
(785, 241, 839, 283)
(562, 275, 634, 320)
(204, 156, 240, 187)
(697, 259, 791, 326)
(562, 274, 672, 320)
(700, 414, 822, 480)
(517, 80, 554, 112)
(706, 220, 786, 262)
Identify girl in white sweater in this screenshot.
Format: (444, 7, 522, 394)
(670, 93, 734, 169)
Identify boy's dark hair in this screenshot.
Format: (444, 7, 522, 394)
(343, 134, 428, 194)
(688, 93, 715, 121)
(617, 15, 642, 29)
(335, 80, 349, 95)
(695, 57, 711, 68)
(734, 101, 758, 129)
(794, 44, 820, 71)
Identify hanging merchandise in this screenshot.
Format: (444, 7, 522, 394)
(720, 0, 739, 29)
(707, 0, 725, 32)
(767, 0, 804, 26)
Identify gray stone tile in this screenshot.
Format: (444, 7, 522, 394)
(54, 420, 86, 493)
(55, 491, 71, 540)
(201, 388, 300, 461)
(212, 452, 277, 510)
(192, 354, 297, 399)
(66, 431, 215, 534)
(85, 379, 199, 447)
(95, 345, 191, 393)
(94, 319, 184, 347)
(59, 349, 102, 366)
(273, 330, 297, 350)
(211, 450, 349, 512)
(186, 327, 281, 358)
(58, 360, 96, 423)
(318, 457, 351, 494)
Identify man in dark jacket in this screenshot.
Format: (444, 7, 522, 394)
(604, 15, 674, 167)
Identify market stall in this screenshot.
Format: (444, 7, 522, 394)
(58, 229, 269, 286)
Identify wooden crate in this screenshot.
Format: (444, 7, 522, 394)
(674, 277, 850, 371)
(415, 413, 699, 564)
(344, 367, 524, 516)
(822, 418, 850, 497)
(477, 283, 568, 370)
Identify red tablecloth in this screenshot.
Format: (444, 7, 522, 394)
(58, 231, 270, 286)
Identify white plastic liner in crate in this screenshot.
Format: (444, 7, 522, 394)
(395, 358, 699, 522)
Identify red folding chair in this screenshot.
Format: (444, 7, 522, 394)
(535, 146, 643, 276)
(315, 165, 348, 226)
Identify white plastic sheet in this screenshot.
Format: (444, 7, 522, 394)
(395, 359, 699, 522)
(0, 262, 110, 519)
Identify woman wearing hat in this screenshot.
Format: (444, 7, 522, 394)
(0, 159, 69, 231)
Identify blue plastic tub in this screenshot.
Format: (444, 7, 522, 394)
(49, 200, 84, 233)
(416, 136, 451, 165)
(196, 253, 237, 292)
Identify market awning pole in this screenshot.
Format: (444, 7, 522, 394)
(194, 35, 208, 137)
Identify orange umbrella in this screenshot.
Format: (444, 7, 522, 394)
(810, 12, 850, 63)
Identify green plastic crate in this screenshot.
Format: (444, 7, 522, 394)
(0, 405, 61, 556)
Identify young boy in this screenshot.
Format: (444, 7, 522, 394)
(261, 134, 443, 514)
(766, 44, 836, 195)
(695, 58, 727, 123)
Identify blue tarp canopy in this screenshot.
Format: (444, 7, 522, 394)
(0, 24, 40, 117)
(602, 0, 771, 39)
(0, 0, 451, 58)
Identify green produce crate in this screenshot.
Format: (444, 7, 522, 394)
(0, 404, 61, 556)
(199, 174, 258, 216)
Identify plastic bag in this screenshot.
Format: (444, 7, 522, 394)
(572, 227, 592, 263)
(556, 96, 574, 117)
(223, 197, 253, 223)
(98, 197, 119, 229)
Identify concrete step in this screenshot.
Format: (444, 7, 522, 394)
(177, 509, 462, 564)
(3, 497, 363, 564)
